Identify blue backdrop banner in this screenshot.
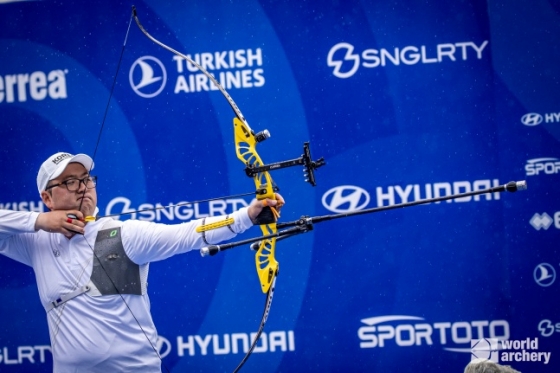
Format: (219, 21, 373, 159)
(0, 0, 558, 372)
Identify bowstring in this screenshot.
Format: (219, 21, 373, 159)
(232, 274, 277, 373)
(68, 13, 171, 373)
(132, 8, 281, 372)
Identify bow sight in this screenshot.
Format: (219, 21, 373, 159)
(244, 139, 326, 187)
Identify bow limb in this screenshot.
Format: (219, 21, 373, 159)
(131, 6, 248, 126)
(132, 7, 280, 293)
(132, 8, 280, 371)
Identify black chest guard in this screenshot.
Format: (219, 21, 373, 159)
(91, 226, 142, 295)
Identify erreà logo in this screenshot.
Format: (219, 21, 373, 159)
(0, 70, 68, 103)
(129, 56, 167, 98)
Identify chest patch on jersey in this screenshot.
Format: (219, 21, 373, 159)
(91, 227, 141, 295)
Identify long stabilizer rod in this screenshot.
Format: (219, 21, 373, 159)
(201, 180, 527, 256)
(278, 180, 527, 228)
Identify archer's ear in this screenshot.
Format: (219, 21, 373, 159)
(40, 191, 54, 211)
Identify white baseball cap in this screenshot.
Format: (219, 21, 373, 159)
(37, 152, 94, 193)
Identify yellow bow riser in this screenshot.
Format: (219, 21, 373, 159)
(234, 117, 279, 293)
(255, 228, 279, 293)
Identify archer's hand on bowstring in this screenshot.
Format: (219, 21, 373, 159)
(247, 193, 285, 225)
(35, 210, 86, 239)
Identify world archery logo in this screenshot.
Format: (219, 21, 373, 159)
(470, 338, 500, 362)
(129, 56, 167, 98)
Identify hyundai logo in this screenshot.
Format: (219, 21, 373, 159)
(129, 56, 167, 98)
(156, 335, 172, 358)
(534, 263, 556, 287)
(521, 113, 543, 126)
(322, 185, 370, 213)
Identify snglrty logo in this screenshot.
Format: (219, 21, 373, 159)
(538, 319, 560, 337)
(327, 43, 360, 79)
(327, 40, 488, 78)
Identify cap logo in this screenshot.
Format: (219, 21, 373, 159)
(51, 153, 72, 165)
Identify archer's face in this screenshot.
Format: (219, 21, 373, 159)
(40, 162, 98, 217)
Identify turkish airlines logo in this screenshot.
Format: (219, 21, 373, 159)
(534, 263, 556, 287)
(322, 185, 370, 213)
(129, 56, 167, 98)
(521, 113, 543, 126)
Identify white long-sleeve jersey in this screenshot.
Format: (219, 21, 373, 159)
(0, 209, 253, 372)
